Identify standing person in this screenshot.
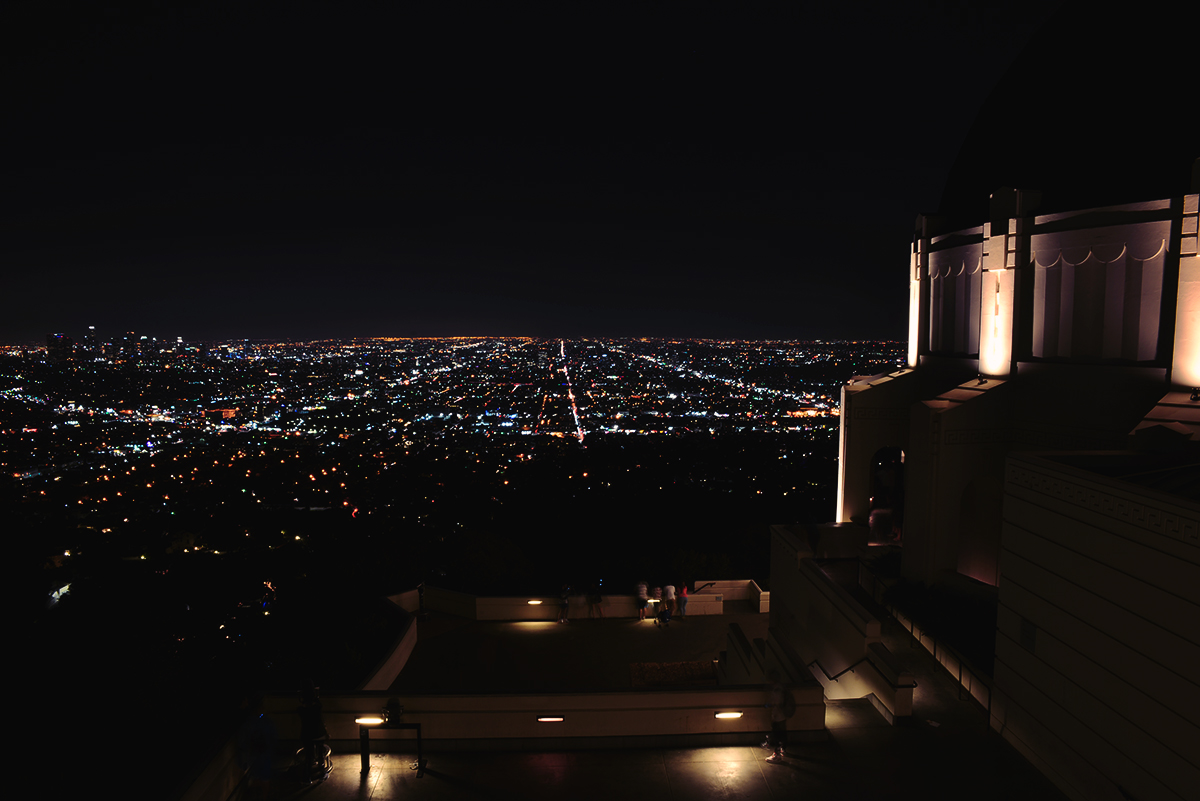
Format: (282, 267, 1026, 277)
(295, 680, 330, 783)
(558, 583, 571, 624)
(636, 580, 649, 621)
(677, 583, 688, 621)
(588, 582, 604, 619)
(661, 583, 675, 627)
(764, 670, 791, 763)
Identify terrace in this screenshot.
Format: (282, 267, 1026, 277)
(182, 577, 1068, 801)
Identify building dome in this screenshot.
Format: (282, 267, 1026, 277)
(939, 1, 1199, 225)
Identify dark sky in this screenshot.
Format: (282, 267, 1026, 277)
(2, 2, 1059, 344)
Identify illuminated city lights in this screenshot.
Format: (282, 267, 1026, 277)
(9, 333, 902, 708)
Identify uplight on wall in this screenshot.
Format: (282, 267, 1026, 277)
(714, 711, 743, 719)
(908, 259, 921, 368)
(979, 268, 1014, 377)
(1174, 251, 1200, 387)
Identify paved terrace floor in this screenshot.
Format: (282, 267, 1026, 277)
(388, 602, 771, 693)
(234, 598, 1070, 800)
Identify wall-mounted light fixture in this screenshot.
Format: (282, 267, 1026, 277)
(714, 711, 743, 719)
(537, 716, 565, 722)
(527, 600, 543, 605)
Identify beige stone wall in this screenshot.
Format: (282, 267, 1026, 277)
(994, 454, 1200, 801)
(901, 378, 1011, 586)
(836, 369, 916, 525)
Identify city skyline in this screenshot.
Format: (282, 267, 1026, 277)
(17, 326, 904, 347)
(7, 336, 899, 591)
(6, 335, 900, 440)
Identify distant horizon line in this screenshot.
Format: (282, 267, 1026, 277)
(7, 334, 905, 348)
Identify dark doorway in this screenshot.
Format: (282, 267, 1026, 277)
(869, 447, 905, 542)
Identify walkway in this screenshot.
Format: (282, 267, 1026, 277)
(246, 709, 1066, 800)
(388, 604, 769, 693)
(237, 596, 1069, 799)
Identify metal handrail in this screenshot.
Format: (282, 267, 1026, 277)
(806, 656, 917, 690)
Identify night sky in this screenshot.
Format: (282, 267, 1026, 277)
(2, 2, 1061, 344)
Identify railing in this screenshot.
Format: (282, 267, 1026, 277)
(808, 655, 870, 682)
(806, 655, 917, 689)
(260, 685, 827, 745)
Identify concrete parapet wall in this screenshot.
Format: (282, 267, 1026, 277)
(360, 612, 418, 691)
(423, 587, 727, 620)
(389, 589, 420, 614)
(477, 596, 560, 620)
(675, 593, 723, 616)
(694, 579, 751, 601)
(473, 594, 724, 620)
(695, 579, 769, 613)
(262, 685, 825, 745)
(751, 582, 769, 614)
(423, 586, 477, 618)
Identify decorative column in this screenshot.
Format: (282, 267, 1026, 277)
(908, 216, 933, 368)
(979, 218, 1016, 376)
(979, 189, 1037, 376)
(1172, 194, 1200, 387)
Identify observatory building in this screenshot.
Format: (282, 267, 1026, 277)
(820, 4, 1199, 793)
(831, 176, 1199, 801)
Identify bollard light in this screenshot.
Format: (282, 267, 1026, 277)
(358, 702, 424, 778)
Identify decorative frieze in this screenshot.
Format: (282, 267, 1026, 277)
(852, 407, 910, 420)
(1005, 462, 1199, 547)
